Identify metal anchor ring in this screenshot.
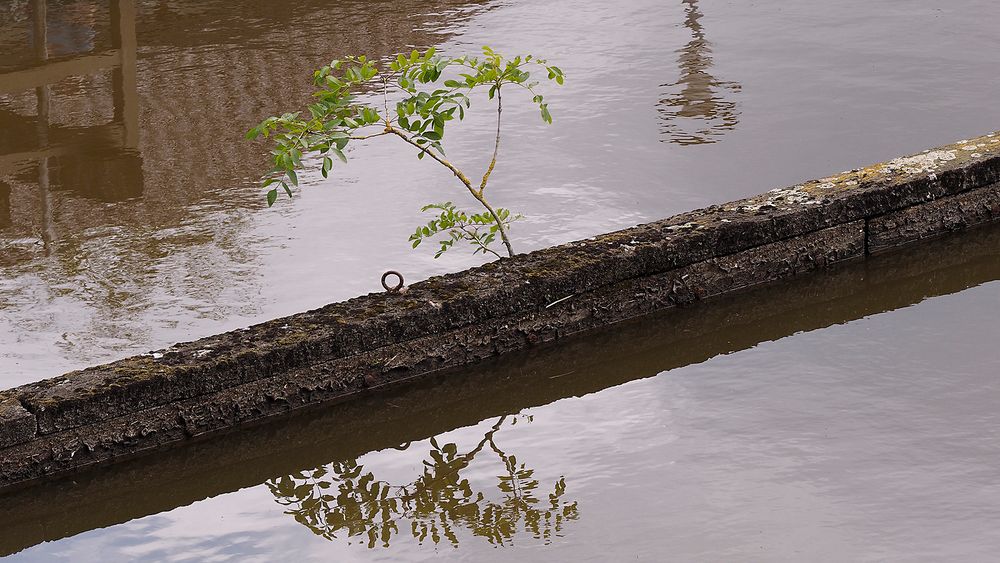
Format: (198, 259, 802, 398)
(381, 270, 404, 293)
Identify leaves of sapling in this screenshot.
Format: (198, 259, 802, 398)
(249, 46, 562, 259)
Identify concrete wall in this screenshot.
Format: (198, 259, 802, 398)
(1, 131, 999, 490)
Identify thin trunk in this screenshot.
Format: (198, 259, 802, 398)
(388, 126, 515, 258)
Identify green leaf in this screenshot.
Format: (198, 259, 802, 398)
(250, 47, 559, 262)
(540, 104, 552, 124)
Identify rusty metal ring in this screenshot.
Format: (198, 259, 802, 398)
(381, 270, 404, 293)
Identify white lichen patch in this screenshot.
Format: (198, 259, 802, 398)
(878, 150, 958, 175)
(665, 221, 700, 230)
(727, 184, 820, 212)
(727, 132, 999, 207)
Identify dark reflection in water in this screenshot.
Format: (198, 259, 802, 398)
(0, 181, 10, 229)
(0, 0, 485, 262)
(658, 0, 740, 145)
(269, 415, 578, 549)
(1, 0, 140, 259)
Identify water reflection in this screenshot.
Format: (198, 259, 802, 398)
(658, 0, 740, 145)
(0, 180, 10, 229)
(267, 415, 579, 549)
(0, 0, 140, 257)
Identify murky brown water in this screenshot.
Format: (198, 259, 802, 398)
(2, 0, 999, 384)
(2, 225, 1000, 560)
(2, 0, 1000, 560)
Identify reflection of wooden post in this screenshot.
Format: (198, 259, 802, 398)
(33, 0, 55, 253)
(33, 0, 49, 135)
(0, 0, 142, 227)
(0, 181, 11, 230)
(111, 0, 139, 149)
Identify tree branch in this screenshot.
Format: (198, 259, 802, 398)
(387, 123, 515, 258)
(479, 86, 502, 193)
(387, 127, 475, 188)
(349, 131, 391, 141)
(456, 224, 503, 259)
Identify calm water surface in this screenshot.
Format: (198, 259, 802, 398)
(1, 0, 999, 383)
(2, 228, 1000, 561)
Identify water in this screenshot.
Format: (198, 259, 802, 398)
(2, 0, 999, 384)
(2, 227, 1000, 561)
(2, 1, 1000, 560)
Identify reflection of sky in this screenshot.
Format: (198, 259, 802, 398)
(11, 280, 1000, 561)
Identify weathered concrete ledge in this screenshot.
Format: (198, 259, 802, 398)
(2, 131, 1000, 490)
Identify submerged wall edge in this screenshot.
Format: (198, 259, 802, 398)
(2, 131, 1000, 490)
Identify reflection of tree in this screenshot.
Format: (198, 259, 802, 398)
(267, 416, 579, 549)
(658, 0, 740, 145)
